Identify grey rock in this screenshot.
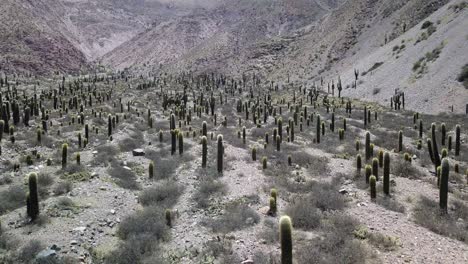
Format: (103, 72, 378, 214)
(132, 149, 145, 156)
(36, 249, 56, 260)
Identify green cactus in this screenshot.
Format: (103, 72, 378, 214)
(37, 128, 42, 144)
(378, 149, 383, 167)
(202, 121, 207, 137)
(439, 158, 449, 213)
(372, 158, 379, 181)
(383, 152, 390, 195)
(316, 114, 321, 143)
(179, 133, 184, 155)
(269, 196, 277, 215)
(370, 175, 377, 199)
(441, 148, 448, 158)
(288, 155, 292, 166)
(202, 136, 207, 168)
(356, 154, 362, 171)
(76, 153, 80, 165)
(398, 130, 403, 152)
(279, 216, 293, 264)
(276, 135, 281, 151)
(165, 209, 172, 227)
(365, 165, 372, 184)
(365, 131, 371, 160)
(455, 125, 460, 156)
(0, 120, 4, 141)
(262, 156, 267, 169)
(217, 135, 224, 173)
(252, 147, 257, 161)
(242, 126, 246, 144)
(171, 130, 176, 155)
(448, 135, 452, 151)
(27, 173, 39, 220)
(108, 114, 112, 137)
(441, 123, 446, 146)
(278, 118, 283, 142)
(149, 161, 154, 179)
(431, 123, 441, 171)
(355, 140, 360, 151)
(62, 143, 68, 168)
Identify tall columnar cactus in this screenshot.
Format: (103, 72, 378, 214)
(76, 153, 81, 165)
(202, 121, 207, 137)
(262, 156, 267, 169)
(149, 161, 154, 179)
(356, 154, 362, 171)
(202, 136, 207, 168)
(278, 118, 283, 141)
(276, 135, 281, 151)
(0, 120, 3, 141)
(242, 126, 246, 144)
(365, 165, 372, 184)
(365, 131, 371, 160)
(455, 124, 460, 156)
(372, 158, 379, 181)
(383, 152, 390, 195)
(331, 112, 335, 132)
(37, 128, 42, 144)
(439, 158, 449, 213)
(427, 138, 435, 164)
(370, 175, 377, 199)
(355, 140, 360, 151)
(269, 196, 277, 216)
(378, 149, 384, 168)
(78, 133, 82, 148)
(27, 173, 39, 220)
(165, 209, 172, 227)
(62, 143, 68, 169)
(419, 120, 423, 138)
(178, 133, 184, 155)
(217, 135, 224, 173)
(85, 124, 89, 141)
(398, 130, 403, 152)
(316, 114, 321, 143)
(431, 123, 441, 171)
(159, 130, 163, 142)
(448, 135, 452, 151)
(108, 114, 112, 137)
(171, 130, 176, 155)
(170, 114, 176, 130)
(252, 147, 257, 161)
(441, 123, 446, 146)
(279, 216, 293, 264)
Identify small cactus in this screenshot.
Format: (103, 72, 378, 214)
(165, 209, 172, 227)
(252, 147, 257, 161)
(370, 175, 377, 199)
(365, 165, 372, 184)
(288, 155, 292, 166)
(262, 156, 267, 169)
(269, 196, 277, 215)
(356, 154, 362, 171)
(149, 161, 154, 179)
(76, 153, 80, 165)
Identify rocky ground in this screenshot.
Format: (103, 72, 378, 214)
(0, 73, 467, 264)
